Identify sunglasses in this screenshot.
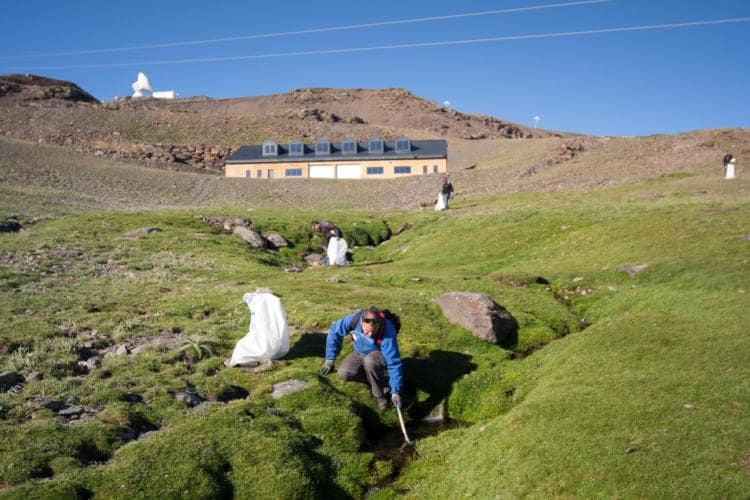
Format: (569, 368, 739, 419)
(362, 317, 380, 325)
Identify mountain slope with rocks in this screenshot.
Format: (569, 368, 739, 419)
(0, 74, 564, 171)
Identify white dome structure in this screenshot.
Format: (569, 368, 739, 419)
(131, 72, 153, 97)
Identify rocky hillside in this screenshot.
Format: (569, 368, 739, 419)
(0, 74, 563, 172)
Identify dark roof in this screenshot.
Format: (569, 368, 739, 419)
(225, 140, 447, 164)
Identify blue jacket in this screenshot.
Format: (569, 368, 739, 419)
(325, 311, 403, 395)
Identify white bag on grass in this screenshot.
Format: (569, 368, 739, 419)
(228, 290, 289, 366)
(326, 236, 348, 266)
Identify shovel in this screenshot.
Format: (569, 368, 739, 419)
(395, 402, 413, 448)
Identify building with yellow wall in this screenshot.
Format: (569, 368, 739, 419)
(224, 137, 447, 179)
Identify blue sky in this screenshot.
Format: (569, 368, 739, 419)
(1, 0, 748, 136)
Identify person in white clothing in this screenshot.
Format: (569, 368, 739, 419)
(723, 153, 736, 179)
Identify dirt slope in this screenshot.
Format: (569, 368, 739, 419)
(2, 127, 748, 215)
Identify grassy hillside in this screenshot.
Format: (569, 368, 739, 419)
(0, 135, 748, 497)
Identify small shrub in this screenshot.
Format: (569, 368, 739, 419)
(177, 335, 218, 364)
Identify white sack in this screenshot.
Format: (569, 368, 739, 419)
(435, 192, 449, 211)
(327, 236, 348, 266)
(228, 291, 289, 366)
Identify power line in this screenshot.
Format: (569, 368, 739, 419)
(0, 0, 609, 60)
(5, 17, 749, 71)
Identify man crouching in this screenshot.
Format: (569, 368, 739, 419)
(320, 306, 402, 411)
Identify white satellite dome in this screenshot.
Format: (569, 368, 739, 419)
(131, 72, 153, 97)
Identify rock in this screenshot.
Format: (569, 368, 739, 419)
(174, 390, 203, 407)
(25, 371, 44, 383)
(435, 292, 518, 345)
(0, 371, 24, 392)
(271, 379, 309, 399)
(619, 264, 648, 277)
(327, 275, 343, 283)
(222, 217, 250, 232)
(264, 231, 288, 248)
(233, 226, 267, 248)
(304, 253, 325, 266)
(123, 226, 161, 239)
(83, 356, 101, 371)
(115, 345, 129, 356)
(57, 405, 84, 417)
(239, 359, 275, 374)
(189, 401, 222, 414)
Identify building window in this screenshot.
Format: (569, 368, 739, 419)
(257, 169, 263, 178)
(368, 137, 384, 154)
(433, 165, 438, 173)
(394, 166, 411, 174)
(289, 140, 304, 156)
(395, 137, 411, 153)
(262, 140, 278, 156)
(285, 168, 303, 177)
(422, 165, 428, 174)
(245, 170, 252, 178)
(342, 138, 357, 155)
(315, 139, 331, 156)
(367, 166, 384, 175)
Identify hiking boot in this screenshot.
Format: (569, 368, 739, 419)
(375, 397, 389, 411)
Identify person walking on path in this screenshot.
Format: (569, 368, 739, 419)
(320, 306, 403, 411)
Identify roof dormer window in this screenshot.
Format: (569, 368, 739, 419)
(368, 137, 384, 154)
(342, 138, 357, 155)
(315, 139, 331, 156)
(395, 137, 411, 153)
(262, 140, 278, 157)
(289, 140, 304, 156)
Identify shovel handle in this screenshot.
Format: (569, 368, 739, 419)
(395, 404, 413, 444)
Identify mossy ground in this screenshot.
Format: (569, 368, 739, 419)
(1, 173, 748, 497)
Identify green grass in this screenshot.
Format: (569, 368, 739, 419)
(0, 176, 748, 497)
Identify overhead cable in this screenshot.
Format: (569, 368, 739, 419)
(5, 17, 750, 71)
(0, 0, 609, 60)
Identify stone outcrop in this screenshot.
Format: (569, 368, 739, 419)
(90, 142, 231, 171)
(0, 74, 98, 103)
(264, 231, 288, 248)
(233, 226, 268, 248)
(435, 292, 518, 346)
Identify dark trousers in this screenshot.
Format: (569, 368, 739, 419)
(337, 351, 390, 399)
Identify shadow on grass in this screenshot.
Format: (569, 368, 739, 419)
(403, 350, 477, 420)
(289, 337, 477, 422)
(286, 332, 327, 360)
(349, 259, 395, 267)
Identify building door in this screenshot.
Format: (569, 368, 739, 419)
(309, 165, 335, 178)
(268, 169, 274, 179)
(336, 164, 361, 179)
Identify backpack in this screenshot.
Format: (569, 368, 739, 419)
(348, 308, 401, 345)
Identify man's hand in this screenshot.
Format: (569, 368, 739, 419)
(320, 360, 334, 376)
(391, 394, 401, 407)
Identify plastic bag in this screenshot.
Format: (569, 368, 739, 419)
(326, 236, 348, 266)
(228, 290, 289, 366)
(435, 192, 448, 211)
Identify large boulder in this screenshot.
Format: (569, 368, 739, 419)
(233, 226, 267, 248)
(264, 231, 288, 249)
(435, 292, 518, 346)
